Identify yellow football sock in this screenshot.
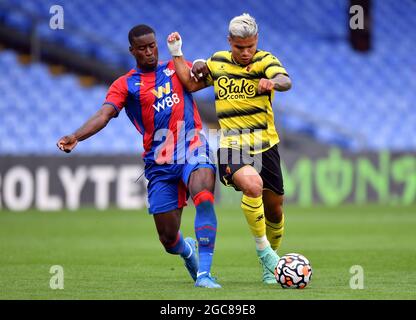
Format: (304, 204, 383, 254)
(266, 213, 285, 251)
(241, 195, 267, 240)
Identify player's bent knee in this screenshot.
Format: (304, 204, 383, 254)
(240, 176, 263, 197)
(233, 166, 263, 197)
(246, 185, 263, 198)
(159, 233, 178, 249)
(189, 168, 215, 195)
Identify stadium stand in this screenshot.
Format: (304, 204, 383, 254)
(0, 0, 415, 153)
(0, 50, 141, 154)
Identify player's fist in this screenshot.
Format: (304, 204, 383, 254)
(258, 78, 275, 94)
(57, 134, 78, 153)
(167, 32, 183, 57)
(191, 60, 209, 82)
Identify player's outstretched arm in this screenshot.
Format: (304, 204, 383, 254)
(258, 74, 292, 94)
(56, 104, 118, 153)
(167, 32, 207, 93)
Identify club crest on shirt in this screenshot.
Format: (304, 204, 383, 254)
(163, 68, 175, 77)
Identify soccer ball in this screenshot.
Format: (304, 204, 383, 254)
(274, 253, 312, 289)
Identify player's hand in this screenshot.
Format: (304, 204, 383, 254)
(167, 32, 183, 57)
(57, 134, 78, 153)
(258, 78, 275, 94)
(191, 60, 209, 82)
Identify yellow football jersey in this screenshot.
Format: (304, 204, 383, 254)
(206, 50, 288, 154)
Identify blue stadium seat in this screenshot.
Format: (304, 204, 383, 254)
(3, 11, 32, 32)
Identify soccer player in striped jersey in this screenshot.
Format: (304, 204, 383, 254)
(167, 13, 292, 284)
(57, 25, 221, 288)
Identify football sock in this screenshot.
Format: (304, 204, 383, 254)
(241, 195, 270, 251)
(165, 232, 192, 258)
(193, 190, 217, 277)
(255, 235, 270, 251)
(266, 213, 285, 251)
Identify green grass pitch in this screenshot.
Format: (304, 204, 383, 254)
(0, 204, 415, 300)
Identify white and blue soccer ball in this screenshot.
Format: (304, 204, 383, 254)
(274, 253, 312, 289)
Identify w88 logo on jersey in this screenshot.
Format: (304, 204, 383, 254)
(152, 93, 181, 112)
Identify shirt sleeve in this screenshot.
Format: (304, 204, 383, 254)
(103, 76, 128, 116)
(262, 54, 289, 79)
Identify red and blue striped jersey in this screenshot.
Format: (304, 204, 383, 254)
(104, 60, 204, 163)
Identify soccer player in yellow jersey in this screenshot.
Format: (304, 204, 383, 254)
(167, 13, 292, 284)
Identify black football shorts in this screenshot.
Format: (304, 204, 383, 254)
(217, 144, 284, 195)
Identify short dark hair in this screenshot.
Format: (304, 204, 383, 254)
(128, 24, 155, 45)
